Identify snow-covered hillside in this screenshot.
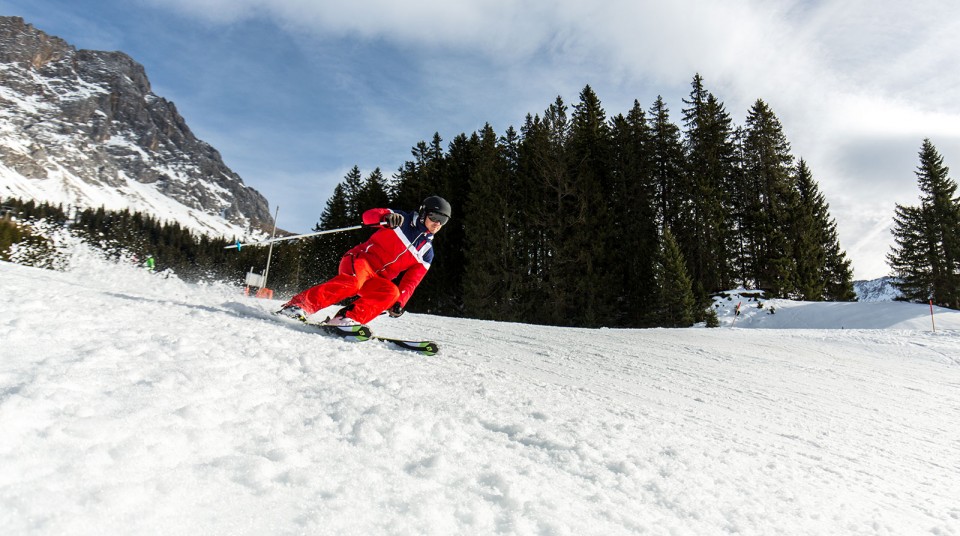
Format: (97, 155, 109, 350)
(1, 255, 959, 535)
(711, 289, 951, 330)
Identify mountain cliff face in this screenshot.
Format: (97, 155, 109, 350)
(853, 276, 902, 302)
(0, 16, 273, 236)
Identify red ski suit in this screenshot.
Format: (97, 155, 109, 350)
(284, 208, 435, 324)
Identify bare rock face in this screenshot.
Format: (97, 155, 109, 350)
(0, 16, 274, 235)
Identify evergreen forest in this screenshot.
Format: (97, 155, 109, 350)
(3, 76, 874, 327)
(314, 76, 857, 326)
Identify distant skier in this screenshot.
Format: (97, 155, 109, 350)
(144, 254, 155, 272)
(276, 196, 451, 326)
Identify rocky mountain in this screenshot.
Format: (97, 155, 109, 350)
(853, 276, 902, 302)
(0, 16, 273, 237)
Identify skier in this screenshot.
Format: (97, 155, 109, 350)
(276, 196, 451, 327)
(144, 254, 155, 272)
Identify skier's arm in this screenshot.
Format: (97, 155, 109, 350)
(395, 264, 428, 308)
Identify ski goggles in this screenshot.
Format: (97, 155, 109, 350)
(426, 212, 449, 225)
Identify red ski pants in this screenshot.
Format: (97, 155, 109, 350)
(286, 255, 399, 325)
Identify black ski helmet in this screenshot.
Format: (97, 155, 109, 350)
(419, 196, 451, 223)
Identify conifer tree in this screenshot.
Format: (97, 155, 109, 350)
(888, 205, 931, 300)
(824, 238, 857, 302)
(609, 101, 659, 326)
(680, 74, 737, 297)
(790, 159, 855, 300)
(564, 85, 614, 325)
(356, 168, 391, 210)
(499, 125, 522, 255)
(513, 116, 553, 323)
(0, 218, 24, 260)
(648, 96, 686, 233)
(519, 97, 571, 325)
(393, 134, 448, 210)
(426, 133, 469, 315)
(655, 228, 696, 327)
(790, 159, 827, 299)
(727, 126, 750, 285)
(342, 165, 364, 220)
(463, 124, 515, 319)
(888, 139, 960, 308)
(740, 99, 796, 296)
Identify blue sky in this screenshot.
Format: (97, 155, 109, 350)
(3, 0, 960, 279)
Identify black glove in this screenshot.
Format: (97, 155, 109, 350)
(381, 213, 403, 229)
(387, 303, 405, 318)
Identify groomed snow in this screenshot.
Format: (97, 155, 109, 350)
(1, 254, 958, 535)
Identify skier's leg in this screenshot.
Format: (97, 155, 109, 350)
(284, 257, 369, 314)
(343, 275, 400, 325)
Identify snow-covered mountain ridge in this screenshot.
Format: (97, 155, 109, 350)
(853, 276, 902, 302)
(0, 16, 272, 238)
(1, 256, 958, 535)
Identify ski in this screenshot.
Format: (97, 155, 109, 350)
(311, 326, 438, 355)
(309, 322, 372, 342)
(371, 336, 439, 356)
(312, 327, 438, 355)
(270, 309, 436, 354)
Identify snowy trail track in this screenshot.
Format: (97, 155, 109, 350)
(1, 258, 959, 535)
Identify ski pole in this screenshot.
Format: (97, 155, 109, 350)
(225, 224, 375, 250)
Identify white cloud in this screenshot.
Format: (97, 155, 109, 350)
(142, 0, 960, 278)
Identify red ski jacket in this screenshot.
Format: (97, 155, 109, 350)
(344, 208, 435, 307)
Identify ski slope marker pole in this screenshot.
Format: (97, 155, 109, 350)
(930, 299, 936, 333)
(225, 224, 368, 250)
(260, 206, 280, 289)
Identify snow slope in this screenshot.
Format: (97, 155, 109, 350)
(1, 256, 959, 535)
(711, 289, 954, 330)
